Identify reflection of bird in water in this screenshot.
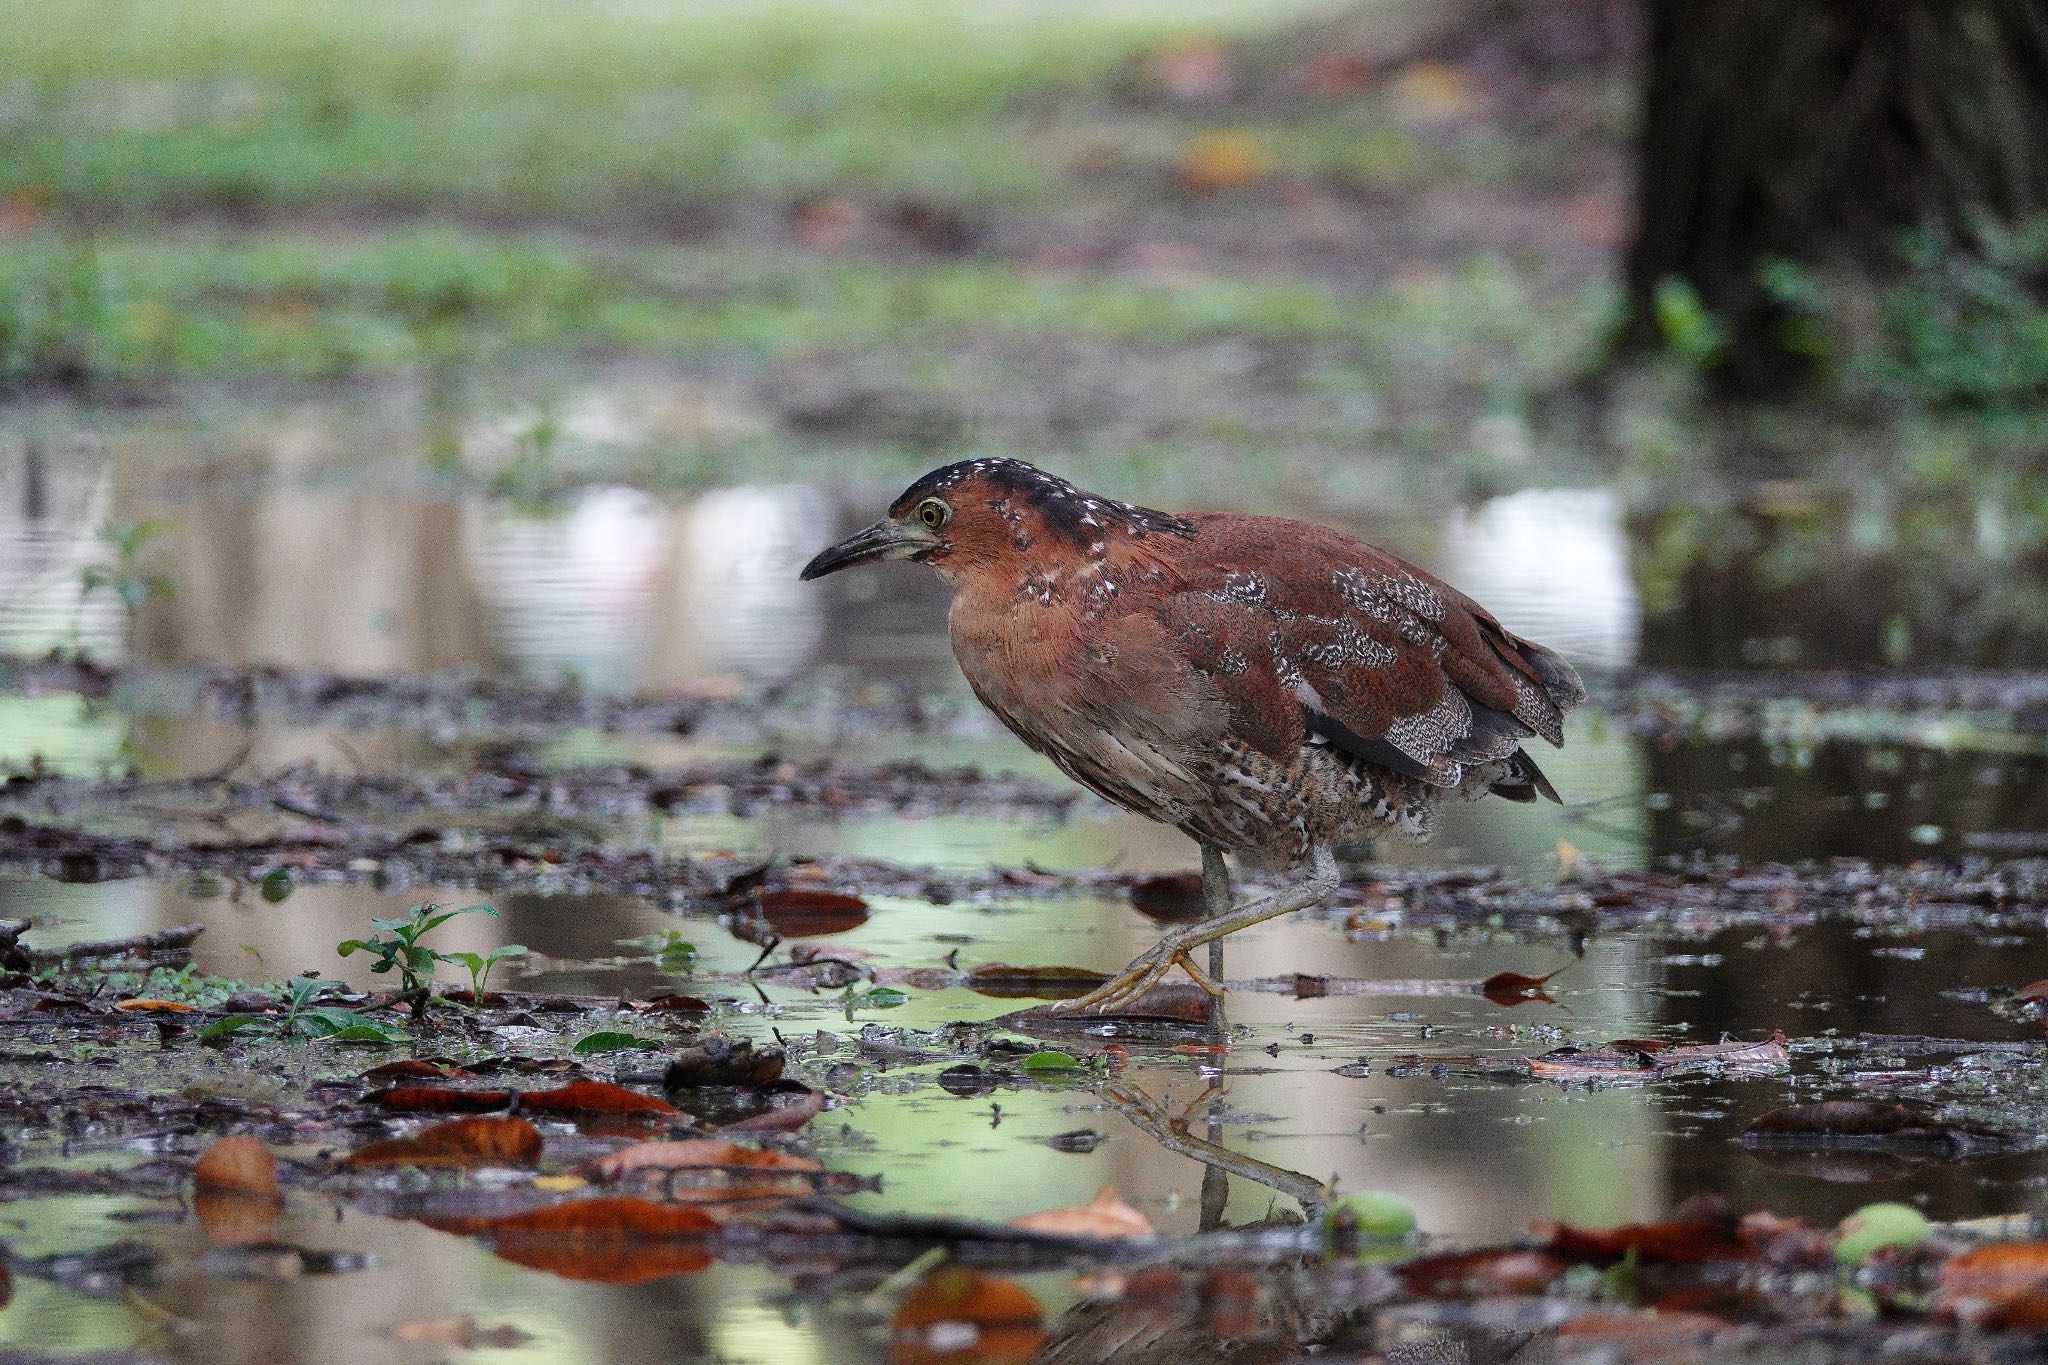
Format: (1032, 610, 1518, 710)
(802, 460, 1585, 1014)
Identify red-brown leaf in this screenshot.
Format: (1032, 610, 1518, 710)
(194, 1134, 279, 1200)
(754, 888, 869, 938)
(1008, 1187, 1154, 1240)
(1938, 1243, 2048, 1328)
(360, 1059, 476, 1082)
(1538, 1216, 1749, 1264)
(477, 1197, 719, 1284)
(369, 1086, 515, 1114)
(1480, 968, 1562, 1007)
(520, 1081, 684, 1118)
(964, 963, 1110, 1000)
(1398, 1248, 1568, 1299)
(347, 1116, 543, 1169)
(892, 1267, 1044, 1364)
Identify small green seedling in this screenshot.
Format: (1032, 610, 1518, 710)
(199, 975, 410, 1044)
(337, 902, 498, 1015)
(839, 985, 908, 1017)
(440, 944, 528, 1003)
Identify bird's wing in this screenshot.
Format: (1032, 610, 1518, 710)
(1156, 518, 1585, 797)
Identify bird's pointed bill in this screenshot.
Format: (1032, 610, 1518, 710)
(799, 520, 933, 579)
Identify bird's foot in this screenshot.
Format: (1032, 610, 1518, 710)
(1053, 936, 1221, 1015)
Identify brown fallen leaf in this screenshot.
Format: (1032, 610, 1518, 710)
(2012, 979, 2048, 1002)
(116, 998, 197, 1013)
(1008, 1187, 1154, 1240)
(1538, 1212, 1749, 1264)
(360, 1059, 476, 1082)
(964, 963, 1110, 1000)
(370, 1086, 516, 1114)
(753, 888, 869, 938)
(1480, 967, 1564, 1007)
(1556, 1310, 1730, 1353)
(478, 1197, 720, 1284)
(347, 1117, 544, 1169)
(194, 1191, 281, 1247)
(583, 1138, 819, 1190)
(715, 1087, 827, 1135)
(1398, 1248, 1568, 1299)
(1938, 1243, 2048, 1329)
(194, 1134, 280, 1200)
(892, 1266, 1044, 1365)
(520, 1081, 685, 1118)
(663, 1037, 783, 1089)
(1176, 131, 1269, 194)
(388, 1316, 532, 1350)
(631, 994, 711, 1014)
(1742, 1099, 2018, 1154)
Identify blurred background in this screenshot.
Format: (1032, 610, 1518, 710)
(2, 1, 2047, 1359)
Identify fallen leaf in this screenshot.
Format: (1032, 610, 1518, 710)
(347, 1117, 544, 1169)
(716, 1087, 827, 1135)
(1480, 968, 1563, 1007)
(1008, 1187, 1154, 1240)
(965, 964, 1110, 1000)
(194, 1191, 280, 1246)
(1938, 1243, 2048, 1329)
(116, 998, 197, 1013)
(389, 1316, 532, 1350)
(478, 1197, 720, 1284)
(892, 1266, 1044, 1365)
(1390, 61, 1478, 121)
(2014, 979, 2048, 1002)
(1538, 1213, 1749, 1264)
(194, 1134, 279, 1200)
(370, 1086, 516, 1114)
(1145, 38, 1234, 102)
(586, 1139, 817, 1178)
(663, 1037, 784, 1089)
(631, 994, 711, 1014)
(1176, 131, 1269, 193)
(520, 1081, 684, 1118)
(754, 888, 869, 938)
(1556, 1310, 1729, 1351)
(360, 1059, 475, 1082)
(1398, 1248, 1567, 1299)
(1742, 1100, 2018, 1154)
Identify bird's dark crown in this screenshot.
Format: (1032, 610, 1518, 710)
(890, 458, 1194, 550)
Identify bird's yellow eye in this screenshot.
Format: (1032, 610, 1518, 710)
(917, 498, 950, 529)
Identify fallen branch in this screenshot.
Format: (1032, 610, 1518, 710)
(28, 922, 206, 966)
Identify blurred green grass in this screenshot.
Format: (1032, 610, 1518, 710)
(0, 228, 1608, 386)
(0, 0, 1350, 212)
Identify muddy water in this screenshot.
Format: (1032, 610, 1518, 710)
(3, 393, 2048, 1361)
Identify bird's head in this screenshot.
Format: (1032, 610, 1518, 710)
(800, 458, 1194, 584)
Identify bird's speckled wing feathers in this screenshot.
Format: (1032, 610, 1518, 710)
(1153, 515, 1585, 796)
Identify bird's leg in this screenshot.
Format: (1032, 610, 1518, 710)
(1202, 842, 1229, 989)
(1060, 847, 1340, 1014)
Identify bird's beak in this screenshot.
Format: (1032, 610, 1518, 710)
(798, 519, 933, 580)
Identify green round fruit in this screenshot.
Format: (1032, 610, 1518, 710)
(1835, 1201, 1929, 1265)
(1325, 1191, 1418, 1241)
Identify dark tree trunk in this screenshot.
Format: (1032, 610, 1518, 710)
(1625, 0, 2048, 395)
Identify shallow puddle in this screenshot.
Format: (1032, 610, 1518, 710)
(3, 399, 2048, 1360)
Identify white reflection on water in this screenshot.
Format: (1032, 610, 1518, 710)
(0, 441, 125, 662)
(464, 486, 673, 689)
(661, 484, 828, 682)
(463, 484, 828, 688)
(1444, 487, 1640, 669)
